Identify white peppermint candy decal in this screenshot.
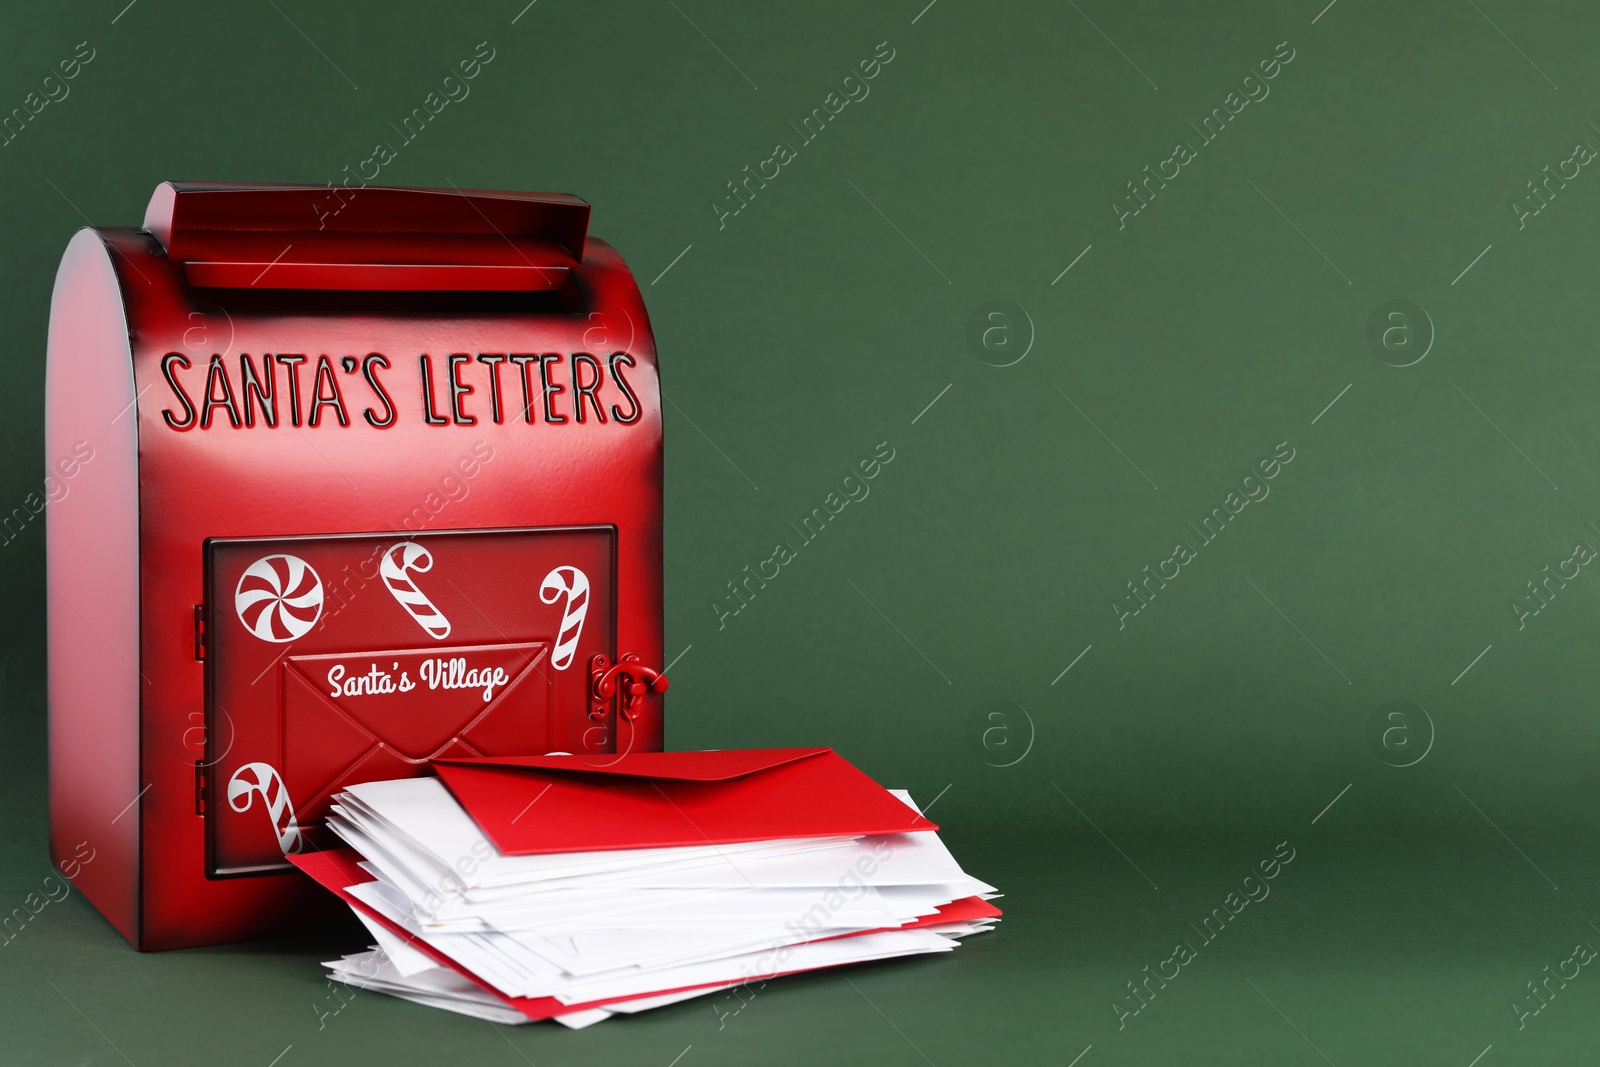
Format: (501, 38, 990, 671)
(539, 565, 590, 671)
(380, 541, 451, 640)
(227, 762, 304, 855)
(235, 554, 323, 643)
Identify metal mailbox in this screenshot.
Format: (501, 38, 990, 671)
(46, 182, 666, 949)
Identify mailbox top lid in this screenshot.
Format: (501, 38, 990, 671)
(141, 183, 593, 292)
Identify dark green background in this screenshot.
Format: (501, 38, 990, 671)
(4, 0, 1599, 1062)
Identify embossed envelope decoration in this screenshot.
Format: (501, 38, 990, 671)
(281, 642, 552, 824)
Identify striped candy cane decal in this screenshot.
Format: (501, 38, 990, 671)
(380, 541, 451, 640)
(539, 565, 590, 671)
(226, 762, 304, 855)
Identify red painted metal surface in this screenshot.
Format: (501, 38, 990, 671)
(46, 183, 665, 950)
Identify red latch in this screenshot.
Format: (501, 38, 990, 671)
(589, 653, 669, 722)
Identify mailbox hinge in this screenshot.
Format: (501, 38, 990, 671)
(193, 605, 206, 661)
(195, 761, 207, 815)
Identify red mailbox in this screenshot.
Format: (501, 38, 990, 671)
(46, 183, 666, 949)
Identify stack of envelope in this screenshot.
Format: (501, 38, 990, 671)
(290, 748, 1001, 1028)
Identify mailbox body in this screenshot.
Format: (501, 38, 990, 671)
(46, 183, 665, 950)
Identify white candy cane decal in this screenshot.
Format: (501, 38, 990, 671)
(381, 541, 451, 640)
(540, 566, 590, 670)
(227, 762, 304, 855)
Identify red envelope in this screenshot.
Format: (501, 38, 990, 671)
(431, 748, 936, 855)
(289, 848, 1000, 1023)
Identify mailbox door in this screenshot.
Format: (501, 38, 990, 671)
(203, 525, 614, 877)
